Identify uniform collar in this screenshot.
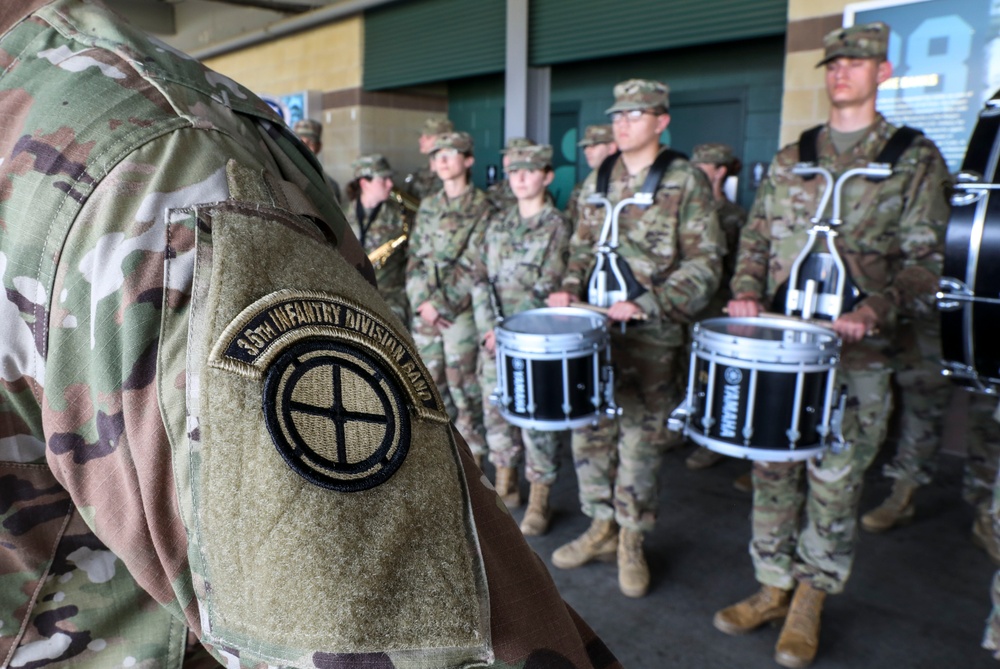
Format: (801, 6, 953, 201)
(1, 0, 54, 37)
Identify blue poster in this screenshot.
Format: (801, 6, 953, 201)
(846, 0, 998, 171)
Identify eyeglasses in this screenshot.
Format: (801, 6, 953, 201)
(609, 109, 658, 123)
(432, 148, 460, 159)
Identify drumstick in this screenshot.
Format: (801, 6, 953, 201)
(722, 308, 879, 336)
(570, 301, 649, 321)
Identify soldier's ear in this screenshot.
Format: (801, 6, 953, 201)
(543, 170, 556, 187)
(876, 59, 893, 85)
(656, 113, 671, 134)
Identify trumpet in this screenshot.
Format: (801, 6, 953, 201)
(367, 188, 419, 270)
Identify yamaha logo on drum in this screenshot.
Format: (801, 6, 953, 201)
(511, 357, 528, 414)
(720, 366, 743, 439)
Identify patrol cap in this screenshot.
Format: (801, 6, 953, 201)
(605, 79, 670, 114)
(577, 124, 614, 147)
(431, 131, 474, 154)
(817, 22, 889, 66)
(506, 144, 553, 171)
(692, 143, 735, 166)
(500, 137, 536, 153)
(293, 118, 322, 141)
(421, 117, 454, 136)
(352, 154, 393, 179)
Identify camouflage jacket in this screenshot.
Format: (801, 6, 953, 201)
(466, 204, 572, 334)
(405, 186, 495, 321)
(344, 197, 409, 324)
(402, 164, 440, 202)
(731, 115, 950, 363)
(564, 181, 584, 233)
(0, 3, 619, 668)
(562, 149, 724, 347)
(486, 180, 517, 212)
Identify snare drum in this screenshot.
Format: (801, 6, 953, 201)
(491, 307, 617, 430)
(939, 89, 1000, 394)
(668, 316, 844, 462)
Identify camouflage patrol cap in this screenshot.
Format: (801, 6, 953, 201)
(431, 131, 474, 154)
(421, 117, 454, 136)
(692, 143, 735, 165)
(817, 22, 889, 66)
(352, 154, 393, 179)
(577, 124, 614, 147)
(605, 79, 670, 114)
(506, 144, 553, 171)
(500, 137, 536, 153)
(293, 118, 322, 141)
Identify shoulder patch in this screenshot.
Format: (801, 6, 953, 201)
(208, 290, 449, 491)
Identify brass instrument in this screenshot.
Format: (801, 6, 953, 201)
(367, 188, 419, 270)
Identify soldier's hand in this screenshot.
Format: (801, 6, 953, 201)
(607, 300, 643, 322)
(418, 302, 441, 326)
(547, 291, 573, 308)
(831, 305, 878, 343)
(482, 330, 496, 355)
(726, 297, 762, 318)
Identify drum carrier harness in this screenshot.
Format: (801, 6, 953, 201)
(586, 148, 685, 310)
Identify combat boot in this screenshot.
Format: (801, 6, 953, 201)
(774, 582, 826, 668)
(713, 584, 792, 635)
(972, 504, 1000, 566)
(686, 445, 724, 470)
(494, 466, 521, 509)
(861, 479, 917, 533)
(519, 483, 551, 536)
(551, 518, 619, 569)
(617, 528, 650, 598)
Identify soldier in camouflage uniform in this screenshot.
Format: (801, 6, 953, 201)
(293, 118, 342, 205)
(466, 145, 571, 535)
(406, 132, 493, 463)
(0, 3, 622, 668)
(862, 318, 1000, 563)
(486, 137, 536, 211)
(714, 23, 951, 668)
(982, 408, 1000, 658)
(343, 154, 410, 326)
(547, 79, 723, 598)
(565, 125, 617, 229)
(402, 117, 453, 202)
(685, 143, 749, 471)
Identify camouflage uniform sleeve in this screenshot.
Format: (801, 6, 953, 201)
(561, 172, 599, 297)
(730, 160, 777, 300)
(866, 140, 950, 323)
(465, 212, 499, 336)
(632, 165, 724, 321)
(564, 182, 583, 226)
(405, 201, 434, 310)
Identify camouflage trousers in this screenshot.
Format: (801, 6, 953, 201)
(751, 366, 892, 594)
(570, 334, 681, 533)
(411, 312, 486, 454)
(982, 456, 1000, 656)
(479, 349, 560, 484)
(885, 322, 999, 509)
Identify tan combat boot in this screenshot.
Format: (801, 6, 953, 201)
(972, 504, 1000, 566)
(774, 582, 826, 669)
(519, 483, 551, 536)
(686, 445, 724, 470)
(861, 479, 917, 533)
(494, 466, 522, 509)
(551, 518, 619, 569)
(617, 528, 650, 598)
(713, 584, 792, 635)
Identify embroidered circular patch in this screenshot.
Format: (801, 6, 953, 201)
(263, 339, 410, 492)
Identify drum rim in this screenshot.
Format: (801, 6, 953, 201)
(495, 306, 608, 350)
(685, 431, 825, 462)
(693, 315, 841, 364)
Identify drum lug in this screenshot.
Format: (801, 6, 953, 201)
(936, 277, 973, 312)
(826, 388, 849, 454)
(489, 389, 502, 407)
(667, 400, 691, 433)
(602, 363, 621, 419)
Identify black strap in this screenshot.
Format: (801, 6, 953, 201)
(353, 199, 383, 248)
(797, 124, 923, 181)
(594, 148, 688, 199)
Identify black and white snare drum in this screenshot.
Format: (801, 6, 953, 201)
(939, 90, 1000, 394)
(491, 307, 618, 430)
(668, 316, 844, 461)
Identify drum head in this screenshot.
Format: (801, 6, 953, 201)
(694, 316, 841, 365)
(495, 307, 608, 354)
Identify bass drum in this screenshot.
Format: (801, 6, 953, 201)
(939, 89, 1000, 394)
(491, 307, 617, 431)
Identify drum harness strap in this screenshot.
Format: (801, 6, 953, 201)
(784, 125, 922, 322)
(586, 149, 686, 322)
